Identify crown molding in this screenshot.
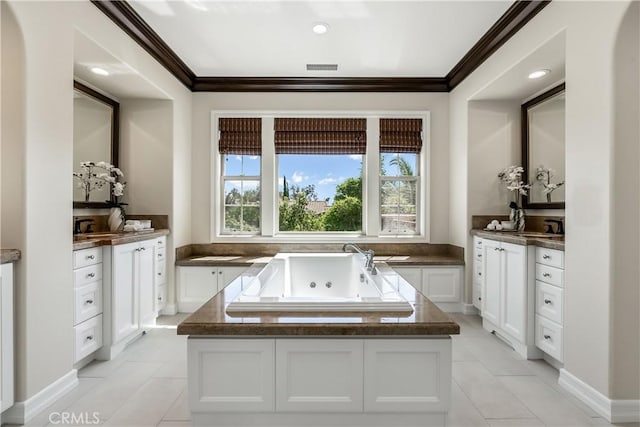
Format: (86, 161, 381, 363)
(446, 0, 550, 90)
(92, 0, 550, 92)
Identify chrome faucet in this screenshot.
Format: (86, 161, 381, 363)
(342, 243, 377, 275)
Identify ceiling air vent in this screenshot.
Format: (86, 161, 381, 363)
(306, 64, 338, 71)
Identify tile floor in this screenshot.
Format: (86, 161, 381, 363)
(7, 313, 638, 427)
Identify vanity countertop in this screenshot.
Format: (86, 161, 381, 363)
(1, 249, 21, 264)
(177, 263, 460, 336)
(470, 229, 565, 250)
(176, 254, 464, 267)
(73, 229, 170, 250)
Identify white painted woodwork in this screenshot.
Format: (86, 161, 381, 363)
(482, 239, 502, 325)
(74, 314, 103, 362)
(178, 266, 247, 312)
(1, 263, 15, 413)
(363, 339, 451, 413)
(154, 236, 167, 316)
(393, 267, 421, 291)
(188, 339, 275, 413)
(138, 242, 156, 327)
(112, 242, 140, 344)
(73, 264, 102, 287)
(421, 267, 461, 303)
(535, 263, 564, 288)
(536, 281, 564, 324)
(73, 247, 102, 269)
(535, 247, 564, 269)
(535, 314, 563, 361)
(74, 281, 103, 325)
(473, 237, 485, 311)
(276, 339, 363, 412)
(472, 283, 482, 309)
(154, 284, 167, 312)
(501, 242, 527, 342)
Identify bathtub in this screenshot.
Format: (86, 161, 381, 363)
(225, 253, 413, 314)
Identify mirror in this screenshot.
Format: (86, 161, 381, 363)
(73, 81, 119, 208)
(522, 83, 565, 209)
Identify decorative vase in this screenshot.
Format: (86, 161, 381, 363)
(108, 207, 123, 231)
(510, 207, 526, 231)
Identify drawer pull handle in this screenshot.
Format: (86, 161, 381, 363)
(543, 254, 551, 260)
(494, 247, 500, 251)
(140, 247, 146, 251)
(543, 335, 551, 340)
(86, 335, 94, 341)
(218, 271, 223, 274)
(544, 299, 552, 304)
(87, 273, 95, 278)
(86, 255, 95, 260)
(543, 273, 551, 278)
(85, 299, 94, 305)
(478, 254, 482, 258)
(157, 272, 162, 276)
(211, 271, 216, 275)
(158, 254, 162, 258)
(478, 272, 482, 276)
(158, 296, 163, 301)
(478, 297, 482, 301)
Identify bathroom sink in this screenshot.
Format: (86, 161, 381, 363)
(515, 232, 564, 239)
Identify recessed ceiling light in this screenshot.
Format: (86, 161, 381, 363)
(312, 22, 329, 34)
(90, 67, 109, 76)
(528, 69, 550, 79)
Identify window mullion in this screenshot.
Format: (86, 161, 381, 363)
(365, 117, 380, 236)
(261, 116, 276, 236)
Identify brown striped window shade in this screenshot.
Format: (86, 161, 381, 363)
(218, 118, 262, 155)
(379, 118, 423, 153)
(274, 118, 367, 154)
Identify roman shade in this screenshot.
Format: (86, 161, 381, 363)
(274, 118, 366, 154)
(379, 118, 423, 153)
(218, 117, 262, 155)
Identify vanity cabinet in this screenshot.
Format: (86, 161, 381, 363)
(177, 266, 247, 313)
(392, 266, 463, 312)
(154, 236, 167, 313)
(534, 247, 565, 362)
(72, 247, 103, 364)
(480, 238, 538, 359)
(1, 263, 15, 413)
(472, 237, 484, 309)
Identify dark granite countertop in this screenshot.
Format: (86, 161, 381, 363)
(176, 254, 464, 267)
(1, 249, 21, 264)
(72, 229, 170, 250)
(470, 229, 565, 250)
(177, 263, 460, 336)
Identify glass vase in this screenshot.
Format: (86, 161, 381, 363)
(510, 207, 526, 231)
(108, 207, 123, 231)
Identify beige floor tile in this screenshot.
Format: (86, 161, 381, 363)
(500, 375, 596, 426)
(463, 335, 534, 376)
(157, 421, 192, 427)
(487, 418, 545, 426)
(452, 337, 479, 362)
(162, 389, 190, 421)
(447, 381, 489, 426)
(453, 361, 536, 419)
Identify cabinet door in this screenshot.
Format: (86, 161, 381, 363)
(138, 242, 156, 327)
(178, 266, 218, 312)
(219, 266, 247, 291)
(482, 240, 501, 325)
(112, 242, 139, 343)
(421, 267, 461, 302)
(501, 242, 527, 342)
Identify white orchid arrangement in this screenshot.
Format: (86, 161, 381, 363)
(535, 165, 564, 201)
(73, 161, 126, 202)
(498, 165, 531, 207)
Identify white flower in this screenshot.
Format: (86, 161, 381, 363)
(73, 160, 126, 199)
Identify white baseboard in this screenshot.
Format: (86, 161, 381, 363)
(160, 304, 177, 316)
(559, 368, 640, 423)
(433, 302, 462, 313)
(1, 369, 78, 425)
(461, 303, 479, 315)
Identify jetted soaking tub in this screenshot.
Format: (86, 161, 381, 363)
(226, 252, 413, 313)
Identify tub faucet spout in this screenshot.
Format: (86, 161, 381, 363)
(342, 243, 377, 274)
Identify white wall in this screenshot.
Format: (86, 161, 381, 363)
(1, 0, 192, 408)
(450, 0, 638, 400)
(191, 92, 450, 243)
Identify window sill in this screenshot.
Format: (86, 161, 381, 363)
(213, 233, 430, 244)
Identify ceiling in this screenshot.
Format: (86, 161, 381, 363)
(128, 0, 513, 78)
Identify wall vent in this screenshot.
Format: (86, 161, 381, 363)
(306, 64, 338, 71)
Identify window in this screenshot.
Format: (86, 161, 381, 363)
(219, 118, 261, 234)
(213, 114, 428, 240)
(379, 118, 422, 235)
(274, 118, 365, 232)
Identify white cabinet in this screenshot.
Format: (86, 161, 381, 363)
(535, 247, 565, 362)
(73, 248, 103, 365)
(178, 266, 247, 313)
(154, 236, 167, 313)
(480, 238, 538, 359)
(1, 263, 15, 413)
(394, 266, 463, 312)
(112, 242, 140, 344)
(472, 237, 484, 310)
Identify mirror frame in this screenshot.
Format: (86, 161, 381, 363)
(73, 80, 120, 209)
(521, 82, 565, 209)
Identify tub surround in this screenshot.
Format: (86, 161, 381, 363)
(73, 229, 169, 250)
(0, 250, 21, 264)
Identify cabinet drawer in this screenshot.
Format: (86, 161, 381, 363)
(155, 283, 167, 312)
(156, 246, 166, 262)
(73, 247, 102, 269)
(536, 264, 564, 287)
(74, 264, 102, 288)
(472, 283, 482, 309)
(74, 314, 103, 362)
(536, 247, 564, 269)
(535, 315, 563, 362)
(156, 236, 166, 248)
(155, 262, 167, 285)
(474, 237, 483, 251)
(473, 263, 483, 284)
(535, 281, 563, 324)
(74, 281, 103, 325)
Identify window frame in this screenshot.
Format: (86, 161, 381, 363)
(211, 111, 430, 242)
(220, 155, 262, 235)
